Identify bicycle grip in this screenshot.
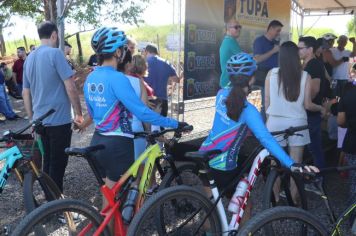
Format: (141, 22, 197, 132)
(36, 109, 55, 122)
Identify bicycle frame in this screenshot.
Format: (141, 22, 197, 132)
(90, 142, 164, 236)
(331, 202, 356, 236)
(209, 149, 270, 235)
(0, 146, 23, 192)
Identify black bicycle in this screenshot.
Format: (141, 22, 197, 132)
(238, 165, 356, 236)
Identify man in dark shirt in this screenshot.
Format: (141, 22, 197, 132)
(337, 81, 356, 228)
(12, 46, 26, 96)
(144, 44, 179, 117)
(299, 36, 326, 169)
(253, 20, 283, 119)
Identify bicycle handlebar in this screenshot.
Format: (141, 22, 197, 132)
(0, 109, 55, 142)
(271, 125, 309, 137)
(133, 125, 194, 139)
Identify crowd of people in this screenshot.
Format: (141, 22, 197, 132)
(220, 17, 355, 212)
(0, 17, 355, 231)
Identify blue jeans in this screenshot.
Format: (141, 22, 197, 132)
(16, 83, 23, 96)
(307, 114, 326, 168)
(0, 84, 16, 118)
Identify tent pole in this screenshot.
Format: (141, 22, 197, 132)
(300, 13, 304, 36)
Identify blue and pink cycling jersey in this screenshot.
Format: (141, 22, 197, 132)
(200, 88, 294, 171)
(84, 66, 178, 137)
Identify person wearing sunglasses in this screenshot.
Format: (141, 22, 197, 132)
(219, 18, 242, 88)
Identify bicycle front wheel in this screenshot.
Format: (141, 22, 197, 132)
(12, 198, 110, 236)
(237, 206, 328, 236)
(127, 185, 222, 236)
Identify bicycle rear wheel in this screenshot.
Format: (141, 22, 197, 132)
(12, 198, 110, 236)
(127, 185, 222, 236)
(23, 170, 62, 213)
(237, 206, 328, 236)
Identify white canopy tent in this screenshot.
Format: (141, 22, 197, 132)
(292, 0, 356, 35)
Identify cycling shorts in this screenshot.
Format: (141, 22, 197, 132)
(90, 131, 134, 181)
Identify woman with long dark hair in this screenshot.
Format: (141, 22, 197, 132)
(199, 52, 319, 219)
(264, 41, 325, 201)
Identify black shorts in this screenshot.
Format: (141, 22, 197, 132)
(90, 131, 134, 181)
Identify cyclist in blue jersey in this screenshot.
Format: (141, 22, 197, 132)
(78, 27, 187, 204)
(199, 53, 319, 217)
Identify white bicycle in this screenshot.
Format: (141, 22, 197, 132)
(127, 126, 313, 235)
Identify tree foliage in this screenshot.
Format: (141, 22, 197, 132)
(1, 0, 151, 28)
(347, 14, 356, 35)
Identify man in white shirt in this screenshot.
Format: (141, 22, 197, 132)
(330, 35, 356, 96)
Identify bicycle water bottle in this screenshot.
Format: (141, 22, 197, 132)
(228, 177, 249, 213)
(122, 187, 139, 224)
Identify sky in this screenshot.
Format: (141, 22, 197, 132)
(3, 0, 353, 42)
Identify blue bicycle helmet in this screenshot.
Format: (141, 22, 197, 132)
(91, 27, 127, 54)
(226, 53, 257, 77)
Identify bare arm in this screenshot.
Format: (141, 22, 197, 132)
(304, 75, 325, 113)
(309, 76, 321, 100)
(264, 71, 271, 112)
(12, 72, 18, 85)
(337, 112, 347, 128)
(324, 50, 343, 67)
(254, 45, 279, 64)
(22, 88, 33, 120)
(140, 79, 149, 106)
(64, 76, 83, 120)
(168, 75, 180, 83)
(324, 68, 332, 82)
(350, 40, 356, 57)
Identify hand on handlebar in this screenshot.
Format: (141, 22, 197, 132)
(290, 163, 320, 175)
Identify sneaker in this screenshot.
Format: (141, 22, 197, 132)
(304, 183, 322, 195)
(58, 212, 81, 224)
(279, 190, 286, 198)
(7, 115, 22, 120)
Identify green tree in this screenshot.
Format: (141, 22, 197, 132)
(347, 14, 356, 35)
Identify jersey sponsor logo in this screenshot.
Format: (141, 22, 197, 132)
(87, 82, 107, 107)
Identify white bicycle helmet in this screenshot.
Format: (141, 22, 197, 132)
(322, 33, 337, 41)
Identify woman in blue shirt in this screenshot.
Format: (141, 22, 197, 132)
(79, 27, 187, 200)
(200, 52, 319, 194)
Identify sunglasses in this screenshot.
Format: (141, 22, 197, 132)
(230, 25, 242, 30)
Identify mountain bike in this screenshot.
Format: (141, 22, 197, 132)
(0, 109, 62, 214)
(11, 125, 196, 236)
(126, 125, 309, 235)
(238, 165, 356, 236)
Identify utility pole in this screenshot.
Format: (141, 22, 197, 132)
(57, 0, 65, 51)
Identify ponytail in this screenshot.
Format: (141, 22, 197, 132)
(225, 85, 247, 122)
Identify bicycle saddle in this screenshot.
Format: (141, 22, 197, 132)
(65, 144, 105, 157)
(185, 149, 222, 163)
